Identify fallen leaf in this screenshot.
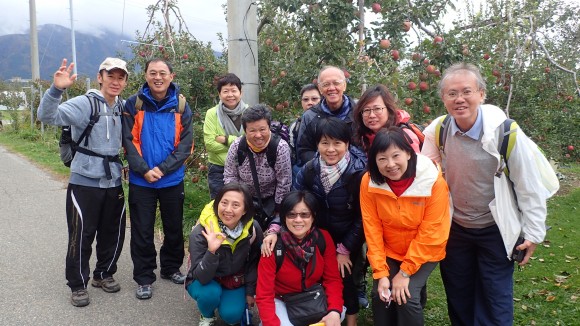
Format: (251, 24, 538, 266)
(539, 258, 545, 262)
(546, 295, 556, 302)
(565, 255, 576, 260)
(513, 297, 521, 302)
(521, 305, 528, 310)
(554, 275, 569, 283)
(543, 244, 550, 248)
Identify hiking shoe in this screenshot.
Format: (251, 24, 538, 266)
(91, 277, 121, 293)
(71, 289, 90, 307)
(136, 284, 152, 300)
(198, 316, 216, 326)
(358, 290, 369, 309)
(161, 271, 186, 284)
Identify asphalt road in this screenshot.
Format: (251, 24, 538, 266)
(0, 146, 198, 325)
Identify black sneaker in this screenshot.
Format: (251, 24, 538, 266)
(71, 289, 90, 307)
(161, 271, 186, 284)
(136, 284, 152, 300)
(91, 277, 121, 293)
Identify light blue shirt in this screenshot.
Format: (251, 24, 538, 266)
(450, 106, 483, 140)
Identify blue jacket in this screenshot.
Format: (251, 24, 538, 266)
(295, 146, 367, 252)
(122, 82, 194, 188)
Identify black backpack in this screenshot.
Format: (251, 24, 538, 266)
(274, 228, 326, 272)
(59, 95, 100, 167)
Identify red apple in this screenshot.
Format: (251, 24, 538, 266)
(191, 176, 199, 183)
(408, 82, 417, 90)
(544, 67, 551, 74)
(423, 105, 431, 113)
(275, 103, 284, 111)
(402, 20, 411, 32)
(198, 66, 206, 72)
(391, 50, 400, 61)
(342, 69, 351, 79)
(280, 70, 287, 77)
(568, 145, 574, 151)
(312, 78, 318, 84)
(182, 54, 189, 60)
(404, 98, 413, 106)
(483, 53, 491, 60)
(199, 164, 208, 171)
(265, 38, 272, 46)
(372, 3, 381, 13)
(492, 69, 501, 77)
(503, 85, 510, 91)
(283, 100, 289, 108)
(462, 48, 470, 56)
(271, 78, 279, 86)
(273, 45, 280, 52)
(434, 36, 444, 44)
(379, 39, 391, 49)
(434, 70, 441, 77)
(426, 65, 437, 74)
(419, 73, 428, 81)
(139, 51, 146, 57)
(412, 53, 421, 61)
(423, 58, 430, 65)
(565, 153, 571, 158)
(419, 82, 429, 91)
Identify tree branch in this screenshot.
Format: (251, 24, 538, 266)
(257, 18, 270, 35)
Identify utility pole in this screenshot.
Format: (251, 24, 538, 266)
(227, 0, 259, 105)
(70, 0, 78, 75)
(29, 0, 40, 81)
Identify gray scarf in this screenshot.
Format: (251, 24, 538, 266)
(217, 100, 246, 136)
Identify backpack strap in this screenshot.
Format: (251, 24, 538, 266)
(496, 118, 518, 177)
(435, 115, 450, 152)
(237, 136, 249, 167)
(301, 160, 315, 190)
(266, 134, 281, 169)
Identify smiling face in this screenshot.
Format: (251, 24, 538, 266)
(318, 67, 346, 111)
(145, 61, 174, 100)
(317, 135, 348, 166)
(219, 83, 242, 109)
(441, 71, 485, 131)
(98, 69, 127, 104)
(361, 96, 389, 133)
(285, 201, 314, 240)
(376, 145, 411, 181)
(245, 119, 271, 149)
(217, 190, 246, 229)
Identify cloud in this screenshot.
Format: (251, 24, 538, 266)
(0, 0, 227, 47)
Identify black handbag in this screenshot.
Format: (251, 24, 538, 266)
(281, 283, 328, 326)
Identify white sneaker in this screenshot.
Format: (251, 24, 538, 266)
(199, 316, 216, 326)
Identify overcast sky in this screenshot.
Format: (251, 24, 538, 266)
(0, 0, 228, 48)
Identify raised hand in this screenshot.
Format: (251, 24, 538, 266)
(53, 58, 77, 90)
(202, 223, 226, 254)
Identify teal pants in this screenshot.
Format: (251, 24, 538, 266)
(187, 280, 246, 324)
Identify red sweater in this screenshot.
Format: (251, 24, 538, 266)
(256, 229, 344, 326)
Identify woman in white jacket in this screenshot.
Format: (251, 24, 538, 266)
(420, 62, 557, 325)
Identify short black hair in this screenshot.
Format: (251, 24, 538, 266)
(144, 58, 174, 73)
(212, 182, 255, 226)
(367, 127, 417, 185)
(241, 104, 272, 130)
(314, 116, 351, 144)
(300, 84, 320, 98)
(217, 73, 242, 92)
(279, 190, 319, 227)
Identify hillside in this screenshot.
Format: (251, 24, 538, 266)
(0, 24, 132, 80)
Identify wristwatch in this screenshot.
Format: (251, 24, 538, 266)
(400, 270, 410, 278)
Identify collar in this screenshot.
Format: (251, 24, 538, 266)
(450, 106, 483, 140)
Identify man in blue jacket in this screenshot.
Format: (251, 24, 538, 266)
(122, 58, 194, 300)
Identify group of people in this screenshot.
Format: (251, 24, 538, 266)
(39, 57, 554, 326)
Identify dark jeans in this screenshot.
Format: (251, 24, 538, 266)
(65, 184, 126, 291)
(371, 258, 437, 326)
(207, 163, 225, 200)
(440, 222, 514, 326)
(129, 182, 185, 285)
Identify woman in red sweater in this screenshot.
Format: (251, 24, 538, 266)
(256, 191, 344, 326)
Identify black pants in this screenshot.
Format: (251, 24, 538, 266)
(65, 184, 126, 291)
(207, 163, 225, 200)
(129, 182, 185, 285)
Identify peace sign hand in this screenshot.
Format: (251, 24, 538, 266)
(202, 223, 226, 254)
(53, 58, 77, 90)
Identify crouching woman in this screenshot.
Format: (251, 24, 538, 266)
(256, 191, 344, 326)
(185, 182, 263, 326)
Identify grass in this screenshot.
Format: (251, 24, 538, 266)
(1, 126, 578, 325)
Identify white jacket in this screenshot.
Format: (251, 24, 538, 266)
(422, 105, 550, 258)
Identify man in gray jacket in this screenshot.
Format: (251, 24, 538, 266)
(38, 58, 128, 307)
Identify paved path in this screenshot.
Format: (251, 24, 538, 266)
(0, 146, 197, 325)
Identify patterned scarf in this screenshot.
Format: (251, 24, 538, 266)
(319, 150, 351, 194)
(217, 218, 244, 243)
(217, 100, 246, 136)
(280, 225, 319, 272)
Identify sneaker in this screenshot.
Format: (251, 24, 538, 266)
(91, 277, 121, 293)
(358, 290, 369, 309)
(71, 289, 90, 307)
(161, 271, 186, 284)
(136, 284, 152, 300)
(198, 316, 216, 326)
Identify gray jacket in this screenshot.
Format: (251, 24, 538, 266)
(38, 85, 124, 188)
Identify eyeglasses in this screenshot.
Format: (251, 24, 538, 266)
(318, 80, 344, 89)
(445, 89, 479, 100)
(147, 71, 170, 78)
(361, 107, 386, 117)
(286, 212, 312, 219)
(301, 97, 320, 102)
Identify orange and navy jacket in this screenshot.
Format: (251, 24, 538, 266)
(122, 82, 194, 188)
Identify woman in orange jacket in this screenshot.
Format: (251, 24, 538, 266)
(360, 127, 451, 326)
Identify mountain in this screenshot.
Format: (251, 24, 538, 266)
(0, 24, 133, 80)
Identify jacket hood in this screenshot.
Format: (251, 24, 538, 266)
(396, 109, 411, 124)
(198, 201, 254, 252)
